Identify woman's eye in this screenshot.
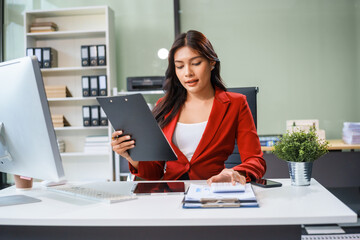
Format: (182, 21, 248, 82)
(192, 62, 201, 66)
(175, 66, 184, 69)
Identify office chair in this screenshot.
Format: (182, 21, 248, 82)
(225, 87, 259, 168)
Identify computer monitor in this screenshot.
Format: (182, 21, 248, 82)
(0, 56, 65, 181)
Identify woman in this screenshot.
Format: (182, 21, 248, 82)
(111, 30, 266, 185)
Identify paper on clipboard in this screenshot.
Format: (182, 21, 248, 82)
(183, 183, 258, 208)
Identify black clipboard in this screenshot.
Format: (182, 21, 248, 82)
(97, 94, 177, 161)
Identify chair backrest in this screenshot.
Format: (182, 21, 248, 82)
(227, 87, 258, 129)
(225, 87, 259, 168)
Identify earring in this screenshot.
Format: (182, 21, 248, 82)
(212, 66, 215, 70)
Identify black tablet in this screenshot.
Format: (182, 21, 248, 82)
(97, 94, 177, 161)
(132, 182, 185, 195)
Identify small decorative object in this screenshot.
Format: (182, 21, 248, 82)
(272, 127, 329, 186)
(14, 175, 33, 190)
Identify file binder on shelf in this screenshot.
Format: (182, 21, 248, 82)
(98, 75, 107, 96)
(89, 45, 98, 66)
(183, 183, 258, 208)
(26, 47, 58, 68)
(81, 45, 90, 66)
(82, 106, 91, 127)
(100, 107, 108, 126)
(90, 76, 99, 96)
(82, 76, 90, 97)
(34, 48, 43, 68)
(97, 45, 106, 66)
(42, 47, 58, 68)
(26, 48, 35, 57)
(91, 105, 100, 126)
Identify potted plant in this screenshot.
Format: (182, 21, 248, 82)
(272, 127, 329, 186)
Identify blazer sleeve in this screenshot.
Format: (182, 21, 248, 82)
(128, 161, 165, 180)
(232, 96, 266, 181)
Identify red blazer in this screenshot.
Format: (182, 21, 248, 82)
(129, 88, 266, 182)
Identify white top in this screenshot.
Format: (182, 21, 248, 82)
(172, 121, 207, 161)
(0, 179, 356, 226)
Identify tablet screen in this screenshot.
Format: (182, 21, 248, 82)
(133, 182, 185, 194)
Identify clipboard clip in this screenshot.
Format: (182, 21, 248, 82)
(200, 198, 241, 208)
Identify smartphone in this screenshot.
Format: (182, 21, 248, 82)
(251, 179, 282, 188)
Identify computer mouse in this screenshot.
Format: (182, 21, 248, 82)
(41, 179, 67, 187)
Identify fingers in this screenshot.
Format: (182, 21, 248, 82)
(111, 130, 135, 158)
(111, 130, 122, 139)
(207, 169, 247, 186)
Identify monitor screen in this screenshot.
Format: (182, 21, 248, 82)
(0, 56, 65, 181)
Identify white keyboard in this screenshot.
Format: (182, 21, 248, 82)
(47, 184, 137, 204)
(210, 182, 245, 193)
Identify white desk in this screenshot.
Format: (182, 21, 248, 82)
(0, 179, 357, 240)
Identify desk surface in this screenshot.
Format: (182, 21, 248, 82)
(0, 179, 356, 227)
(261, 139, 360, 151)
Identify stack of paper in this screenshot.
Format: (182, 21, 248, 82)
(51, 115, 70, 128)
(183, 183, 258, 208)
(343, 122, 360, 144)
(45, 85, 72, 98)
(84, 135, 110, 154)
(29, 22, 58, 33)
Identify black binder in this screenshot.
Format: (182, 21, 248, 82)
(82, 76, 90, 97)
(26, 48, 35, 57)
(91, 105, 100, 126)
(90, 76, 99, 96)
(100, 107, 108, 126)
(81, 45, 90, 66)
(42, 47, 58, 68)
(89, 45, 98, 66)
(82, 106, 91, 126)
(97, 45, 106, 66)
(34, 48, 43, 68)
(98, 75, 107, 96)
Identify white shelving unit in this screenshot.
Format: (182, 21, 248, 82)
(25, 6, 117, 181)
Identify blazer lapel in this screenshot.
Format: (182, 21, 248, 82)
(191, 89, 230, 162)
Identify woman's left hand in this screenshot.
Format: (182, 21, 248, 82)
(207, 168, 246, 185)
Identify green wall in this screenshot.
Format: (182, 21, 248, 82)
(180, 0, 359, 139)
(4, 0, 360, 139)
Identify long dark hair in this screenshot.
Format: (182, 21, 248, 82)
(153, 30, 227, 129)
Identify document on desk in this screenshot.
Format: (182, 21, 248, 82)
(183, 183, 258, 208)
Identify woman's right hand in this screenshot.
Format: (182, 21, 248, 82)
(111, 130, 138, 169)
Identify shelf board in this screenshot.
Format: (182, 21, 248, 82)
(54, 126, 108, 131)
(118, 90, 165, 95)
(26, 6, 107, 17)
(61, 152, 110, 157)
(27, 30, 106, 39)
(48, 97, 100, 102)
(41, 66, 107, 74)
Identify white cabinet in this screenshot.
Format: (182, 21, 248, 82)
(25, 6, 117, 181)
